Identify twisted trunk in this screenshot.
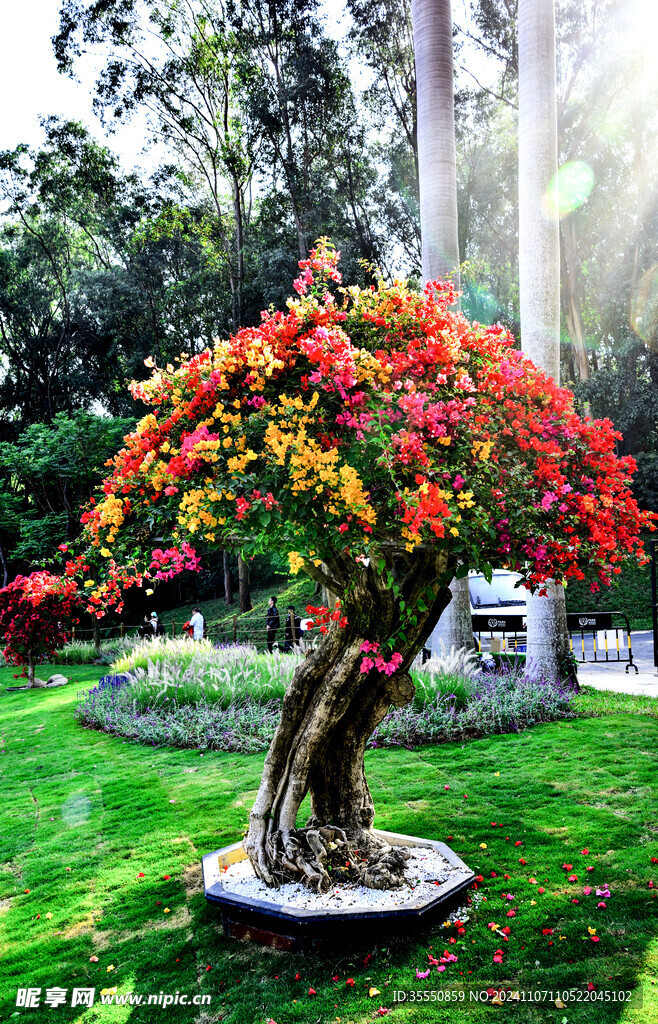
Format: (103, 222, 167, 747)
(244, 549, 453, 890)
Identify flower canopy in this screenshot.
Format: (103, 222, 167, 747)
(75, 239, 653, 612)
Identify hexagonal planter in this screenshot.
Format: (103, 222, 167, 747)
(202, 829, 475, 951)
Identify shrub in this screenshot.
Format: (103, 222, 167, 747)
(76, 646, 573, 752)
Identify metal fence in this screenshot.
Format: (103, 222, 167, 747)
(565, 611, 637, 674)
(69, 614, 311, 653)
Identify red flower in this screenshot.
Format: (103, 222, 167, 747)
(346, 978, 355, 987)
(308, 987, 316, 996)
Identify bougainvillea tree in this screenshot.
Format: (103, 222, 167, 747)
(76, 240, 653, 890)
(0, 572, 80, 686)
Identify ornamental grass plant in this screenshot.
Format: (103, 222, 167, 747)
(112, 638, 301, 709)
(75, 644, 574, 752)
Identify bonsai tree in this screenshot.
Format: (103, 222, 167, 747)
(0, 571, 80, 686)
(77, 240, 653, 890)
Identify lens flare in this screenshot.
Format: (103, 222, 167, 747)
(61, 792, 93, 828)
(630, 265, 658, 350)
(542, 161, 595, 220)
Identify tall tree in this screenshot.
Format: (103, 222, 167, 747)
(77, 244, 650, 887)
(412, 0, 474, 652)
(518, 0, 569, 678)
(55, 0, 256, 329)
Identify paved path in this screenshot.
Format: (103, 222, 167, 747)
(577, 629, 658, 697)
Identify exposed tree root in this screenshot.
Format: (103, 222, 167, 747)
(258, 824, 411, 892)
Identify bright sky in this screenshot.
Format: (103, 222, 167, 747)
(0, 0, 477, 171)
(1, 0, 168, 170)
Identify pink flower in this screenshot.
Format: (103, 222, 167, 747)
(416, 968, 430, 980)
(436, 964, 446, 972)
(568, 874, 578, 882)
(359, 657, 374, 674)
(583, 887, 592, 895)
(360, 640, 380, 654)
(506, 910, 516, 918)
(597, 902, 606, 908)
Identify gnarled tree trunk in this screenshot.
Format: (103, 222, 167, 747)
(244, 548, 453, 891)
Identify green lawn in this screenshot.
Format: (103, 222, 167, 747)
(1, 665, 657, 1024)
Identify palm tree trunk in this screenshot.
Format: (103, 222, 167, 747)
(412, 0, 473, 652)
(412, 0, 460, 282)
(518, 0, 570, 680)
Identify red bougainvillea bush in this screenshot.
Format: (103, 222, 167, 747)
(78, 238, 652, 612)
(68, 239, 654, 889)
(0, 572, 80, 686)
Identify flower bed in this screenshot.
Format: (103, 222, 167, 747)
(75, 647, 574, 752)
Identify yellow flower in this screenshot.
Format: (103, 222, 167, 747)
(288, 552, 305, 574)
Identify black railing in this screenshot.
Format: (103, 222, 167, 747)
(68, 614, 312, 653)
(565, 611, 637, 674)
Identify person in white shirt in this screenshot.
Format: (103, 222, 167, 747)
(189, 606, 204, 640)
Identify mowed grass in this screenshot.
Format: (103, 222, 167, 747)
(0, 665, 657, 1024)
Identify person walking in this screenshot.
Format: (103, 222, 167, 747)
(189, 606, 205, 640)
(283, 604, 301, 652)
(265, 596, 280, 653)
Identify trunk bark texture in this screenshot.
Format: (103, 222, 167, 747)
(412, 0, 473, 654)
(27, 653, 36, 688)
(245, 549, 453, 891)
(519, 0, 570, 680)
(223, 550, 234, 606)
(237, 553, 252, 613)
(412, 0, 460, 283)
(92, 618, 101, 655)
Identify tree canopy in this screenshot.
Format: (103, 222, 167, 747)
(78, 241, 652, 636)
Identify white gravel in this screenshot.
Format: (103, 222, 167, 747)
(221, 846, 462, 911)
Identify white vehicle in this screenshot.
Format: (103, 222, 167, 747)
(427, 570, 528, 657)
(469, 570, 528, 653)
